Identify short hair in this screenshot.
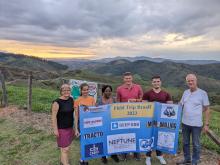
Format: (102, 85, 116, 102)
(101, 85, 113, 94)
(123, 72, 132, 76)
(186, 74, 197, 81)
(151, 75, 161, 80)
(60, 84, 71, 94)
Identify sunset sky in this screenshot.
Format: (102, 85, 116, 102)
(0, 0, 220, 60)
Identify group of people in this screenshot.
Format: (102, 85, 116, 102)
(51, 72, 210, 165)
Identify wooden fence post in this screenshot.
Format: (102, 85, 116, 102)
(27, 72, 32, 112)
(207, 129, 220, 147)
(0, 70, 8, 107)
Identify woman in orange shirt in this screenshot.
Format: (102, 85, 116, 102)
(74, 83, 95, 165)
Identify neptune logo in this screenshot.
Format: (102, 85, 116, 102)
(139, 138, 153, 151)
(163, 106, 176, 117)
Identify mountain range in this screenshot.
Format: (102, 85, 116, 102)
(1, 52, 220, 94)
(51, 56, 220, 70)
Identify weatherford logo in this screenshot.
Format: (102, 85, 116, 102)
(107, 133, 136, 154)
(111, 120, 140, 130)
(85, 143, 103, 158)
(139, 138, 154, 151)
(83, 117, 103, 128)
(83, 132, 104, 139)
(161, 104, 178, 119)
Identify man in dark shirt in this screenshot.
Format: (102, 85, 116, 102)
(142, 75, 173, 165)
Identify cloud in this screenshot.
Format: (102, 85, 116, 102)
(0, 0, 220, 59)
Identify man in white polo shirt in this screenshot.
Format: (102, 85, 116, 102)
(177, 74, 210, 165)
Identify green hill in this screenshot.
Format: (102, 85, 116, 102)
(0, 52, 67, 72)
(88, 60, 220, 91)
(0, 52, 68, 80)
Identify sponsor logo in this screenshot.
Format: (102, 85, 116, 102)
(161, 104, 178, 119)
(163, 106, 176, 117)
(107, 133, 136, 154)
(89, 106, 105, 112)
(83, 117, 103, 128)
(85, 143, 103, 158)
(111, 120, 140, 130)
(139, 138, 154, 151)
(80, 106, 106, 112)
(157, 131, 175, 150)
(146, 121, 176, 129)
(83, 132, 104, 139)
(111, 102, 154, 118)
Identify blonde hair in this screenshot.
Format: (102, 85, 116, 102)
(60, 84, 71, 95)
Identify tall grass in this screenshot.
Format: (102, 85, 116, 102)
(6, 85, 59, 112)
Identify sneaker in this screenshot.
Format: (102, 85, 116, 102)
(145, 157, 151, 165)
(120, 154, 127, 161)
(111, 155, 119, 163)
(134, 153, 141, 161)
(156, 156, 167, 164)
(176, 159, 191, 165)
(101, 157, 108, 164)
(79, 161, 84, 165)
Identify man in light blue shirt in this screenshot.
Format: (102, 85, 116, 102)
(177, 74, 210, 165)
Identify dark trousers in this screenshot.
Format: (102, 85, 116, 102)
(146, 150, 162, 157)
(182, 123, 202, 164)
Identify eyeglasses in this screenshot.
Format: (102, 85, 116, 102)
(62, 89, 71, 92)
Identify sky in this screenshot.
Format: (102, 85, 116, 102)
(0, 0, 220, 60)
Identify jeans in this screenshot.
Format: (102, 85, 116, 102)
(182, 123, 202, 164)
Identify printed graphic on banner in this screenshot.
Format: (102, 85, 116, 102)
(107, 133, 136, 154)
(69, 79, 98, 100)
(111, 102, 154, 118)
(161, 104, 178, 119)
(85, 143, 103, 158)
(80, 102, 181, 160)
(157, 121, 177, 129)
(139, 137, 154, 151)
(111, 120, 140, 130)
(83, 117, 103, 128)
(83, 132, 104, 139)
(157, 131, 175, 149)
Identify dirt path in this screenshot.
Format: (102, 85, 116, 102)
(0, 106, 52, 133)
(0, 106, 220, 165)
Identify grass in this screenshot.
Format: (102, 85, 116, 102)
(0, 118, 165, 165)
(0, 84, 220, 165)
(6, 85, 59, 112)
(200, 110, 220, 153)
(0, 119, 60, 165)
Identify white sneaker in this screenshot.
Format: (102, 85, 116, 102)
(145, 157, 151, 165)
(156, 156, 167, 165)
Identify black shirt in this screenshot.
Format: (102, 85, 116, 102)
(53, 97, 74, 129)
